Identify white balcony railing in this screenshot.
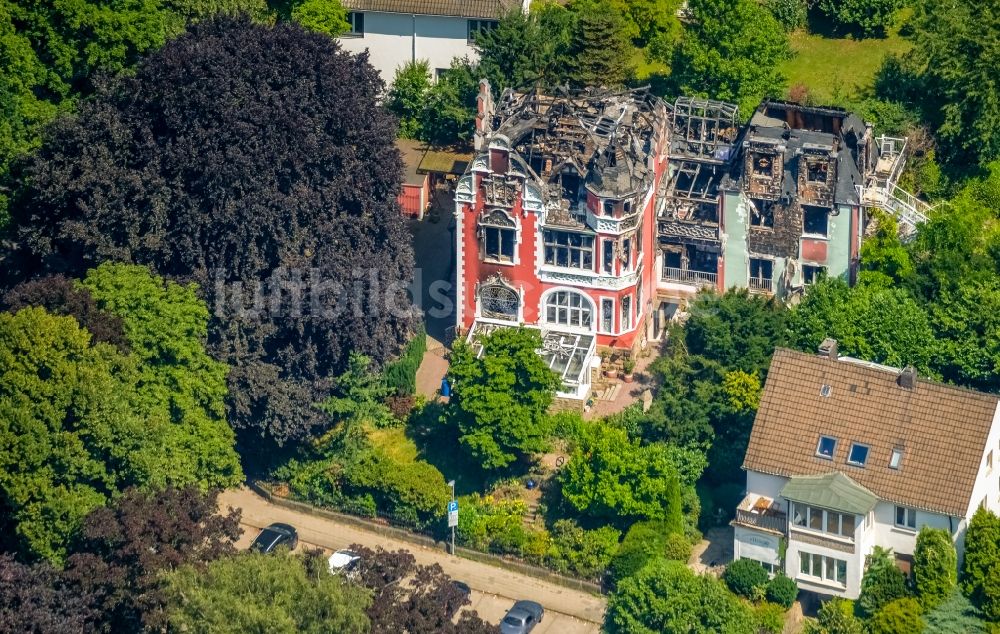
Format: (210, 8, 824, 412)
(662, 267, 717, 288)
(748, 277, 773, 294)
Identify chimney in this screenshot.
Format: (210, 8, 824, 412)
(818, 338, 838, 360)
(898, 366, 917, 390)
(474, 79, 494, 151)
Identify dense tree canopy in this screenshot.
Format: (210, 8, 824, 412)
(962, 508, 1000, 621)
(0, 0, 270, 228)
(0, 554, 98, 634)
(0, 265, 241, 561)
(161, 551, 371, 633)
(560, 424, 688, 524)
(447, 327, 561, 470)
(8, 17, 416, 447)
(64, 487, 241, 632)
(473, 4, 574, 91)
(566, 0, 636, 88)
(0, 307, 142, 561)
(350, 546, 498, 633)
(387, 60, 432, 139)
(606, 558, 756, 634)
(816, 0, 903, 37)
(666, 0, 789, 114)
(1, 274, 128, 350)
(891, 0, 1000, 170)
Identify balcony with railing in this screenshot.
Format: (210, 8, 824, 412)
(748, 277, 773, 294)
(733, 494, 787, 534)
(662, 266, 717, 289)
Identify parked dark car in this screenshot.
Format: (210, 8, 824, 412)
(500, 600, 544, 634)
(249, 523, 298, 553)
(444, 580, 472, 617)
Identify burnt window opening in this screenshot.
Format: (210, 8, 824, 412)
(803, 264, 826, 285)
(624, 200, 632, 214)
(750, 258, 773, 281)
(603, 239, 614, 274)
(752, 153, 775, 177)
(750, 199, 774, 229)
(803, 206, 829, 237)
(806, 159, 829, 183)
(622, 238, 632, 270)
(561, 171, 581, 202)
(544, 229, 594, 270)
(480, 210, 516, 262)
(603, 200, 615, 215)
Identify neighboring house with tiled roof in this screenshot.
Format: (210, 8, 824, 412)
(337, 0, 529, 83)
(733, 342, 1000, 599)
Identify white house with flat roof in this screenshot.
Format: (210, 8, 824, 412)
(733, 342, 1000, 599)
(337, 0, 529, 83)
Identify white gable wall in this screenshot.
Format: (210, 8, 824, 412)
(338, 13, 480, 84)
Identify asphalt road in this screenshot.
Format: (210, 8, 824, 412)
(221, 487, 604, 633)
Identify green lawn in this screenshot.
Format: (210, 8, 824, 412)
(779, 10, 913, 104)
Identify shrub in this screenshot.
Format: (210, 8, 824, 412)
(610, 520, 685, 583)
(923, 589, 989, 633)
(870, 597, 925, 634)
(767, 0, 806, 31)
(546, 520, 621, 579)
(807, 598, 864, 634)
(456, 493, 551, 562)
(914, 527, 957, 610)
(724, 558, 770, 601)
(766, 573, 798, 608)
(663, 532, 692, 562)
(816, 0, 904, 37)
(755, 601, 787, 633)
(859, 547, 909, 617)
(382, 326, 427, 396)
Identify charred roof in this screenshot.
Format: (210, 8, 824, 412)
(488, 87, 667, 198)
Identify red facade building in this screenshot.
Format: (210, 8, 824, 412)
(454, 82, 668, 399)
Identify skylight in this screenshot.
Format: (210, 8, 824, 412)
(848, 443, 870, 467)
(816, 436, 837, 460)
(820, 384, 832, 397)
(889, 448, 903, 470)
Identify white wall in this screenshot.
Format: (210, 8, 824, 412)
(746, 471, 788, 505)
(338, 12, 479, 84)
(870, 501, 954, 558)
(734, 526, 781, 568)
(786, 532, 865, 599)
(964, 403, 1000, 520)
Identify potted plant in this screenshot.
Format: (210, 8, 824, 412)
(603, 352, 619, 378)
(622, 357, 636, 383)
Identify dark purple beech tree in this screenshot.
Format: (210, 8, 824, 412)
(0, 554, 98, 634)
(8, 16, 416, 449)
(63, 487, 242, 633)
(341, 546, 499, 634)
(0, 275, 129, 351)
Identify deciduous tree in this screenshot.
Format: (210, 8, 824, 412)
(447, 327, 561, 470)
(387, 60, 432, 139)
(606, 558, 756, 634)
(816, 0, 903, 37)
(64, 487, 242, 632)
(560, 424, 687, 523)
(161, 551, 371, 633)
(858, 546, 909, 618)
(9, 17, 416, 447)
(1, 274, 128, 350)
(666, 0, 789, 114)
(0, 554, 98, 634)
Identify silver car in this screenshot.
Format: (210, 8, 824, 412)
(500, 600, 544, 634)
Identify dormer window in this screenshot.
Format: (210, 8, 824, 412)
(816, 436, 837, 460)
(848, 443, 870, 467)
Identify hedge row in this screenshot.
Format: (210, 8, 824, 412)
(383, 326, 427, 395)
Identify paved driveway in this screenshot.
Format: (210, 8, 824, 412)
(224, 487, 603, 632)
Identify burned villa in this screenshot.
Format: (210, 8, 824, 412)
(455, 82, 921, 401)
